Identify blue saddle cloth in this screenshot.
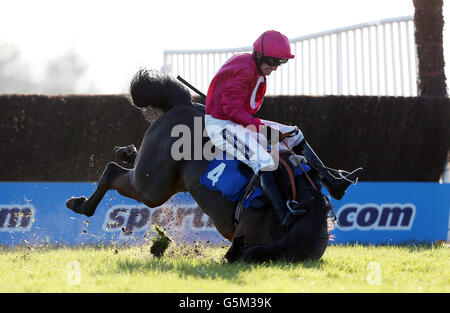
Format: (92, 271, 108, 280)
(200, 152, 311, 209)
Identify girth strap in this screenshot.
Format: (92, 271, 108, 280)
(234, 173, 259, 228)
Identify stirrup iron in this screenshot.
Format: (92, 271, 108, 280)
(286, 200, 307, 216)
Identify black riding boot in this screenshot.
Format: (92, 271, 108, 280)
(294, 140, 362, 200)
(259, 171, 312, 229)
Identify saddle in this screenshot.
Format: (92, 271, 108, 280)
(200, 151, 316, 227)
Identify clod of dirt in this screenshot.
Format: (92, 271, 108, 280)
(150, 224, 172, 258)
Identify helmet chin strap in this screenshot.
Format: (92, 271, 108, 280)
(253, 52, 264, 68)
(254, 31, 267, 66)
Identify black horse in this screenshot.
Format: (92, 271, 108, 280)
(66, 69, 333, 262)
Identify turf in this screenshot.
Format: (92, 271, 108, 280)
(0, 243, 448, 293)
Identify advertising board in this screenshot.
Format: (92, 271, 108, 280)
(0, 182, 448, 246)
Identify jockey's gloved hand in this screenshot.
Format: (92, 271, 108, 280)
(259, 125, 282, 144)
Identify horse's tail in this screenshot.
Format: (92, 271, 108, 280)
(130, 68, 192, 112)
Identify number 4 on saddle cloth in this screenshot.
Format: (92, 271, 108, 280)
(200, 151, 313, 210)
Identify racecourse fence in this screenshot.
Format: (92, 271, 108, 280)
(162, 16, 416, 96)
(2, 94, 449, 182)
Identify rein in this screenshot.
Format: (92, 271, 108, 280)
(278, 157, 297, 201)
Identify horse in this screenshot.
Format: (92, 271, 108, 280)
(66, 69, 333, 262)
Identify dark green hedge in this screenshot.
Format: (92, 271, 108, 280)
(257, 95, 450, 182)
(1, 95, 149, 181)
(1, 94, 449, 182)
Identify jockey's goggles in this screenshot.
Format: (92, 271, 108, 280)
(263, 56, 289, 66)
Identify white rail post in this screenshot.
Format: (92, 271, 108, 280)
(162, 16, 415, 96)
(336, 32, 343, 94)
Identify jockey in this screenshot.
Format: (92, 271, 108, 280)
(205, 30, 362, 229)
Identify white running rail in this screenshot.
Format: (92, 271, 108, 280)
(162, 16, 416, 96)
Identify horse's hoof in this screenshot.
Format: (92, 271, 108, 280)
(238, 250, 255, 263)
(114, 145, 137, 164)
(225, 235, 246, 263)
(66, 196, 88, 215)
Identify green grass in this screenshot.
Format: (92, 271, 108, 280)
(0, 243, 448, 293)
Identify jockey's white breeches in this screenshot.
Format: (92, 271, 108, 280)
(205, 114, 304, 174)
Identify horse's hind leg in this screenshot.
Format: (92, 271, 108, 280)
(66, 162, 143, 217)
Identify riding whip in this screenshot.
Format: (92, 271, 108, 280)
(177, 75, 207, 100)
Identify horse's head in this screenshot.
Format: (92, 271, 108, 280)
(226, 165, 333, 263)
(284, 173, 332, 261)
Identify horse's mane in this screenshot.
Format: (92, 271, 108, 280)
(129, 68, 192, 112)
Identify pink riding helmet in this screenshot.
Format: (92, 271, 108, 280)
(253, 30, 295, 59)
